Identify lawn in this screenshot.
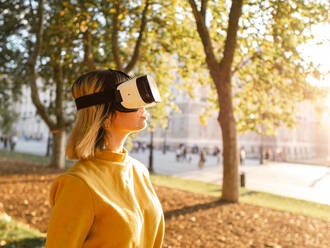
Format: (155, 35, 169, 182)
(0, 213, 45, 248)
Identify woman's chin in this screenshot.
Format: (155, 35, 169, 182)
(130, 122, 147, 133)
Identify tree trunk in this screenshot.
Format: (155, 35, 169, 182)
(50, 129, 66, 169)
(217, 75, 239, 202)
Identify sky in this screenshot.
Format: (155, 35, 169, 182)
(301, 24, 329, 85)
(300, 23, 330, 110)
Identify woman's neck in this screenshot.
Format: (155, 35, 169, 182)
(103, 130, 128, 153)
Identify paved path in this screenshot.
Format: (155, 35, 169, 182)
(132, 151, 330, 206)
(2, 139, 330, 205)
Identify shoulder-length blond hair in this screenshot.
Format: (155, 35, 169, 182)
(66, 69, 131, 160)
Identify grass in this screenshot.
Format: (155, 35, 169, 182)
(0, 214, 45, 248)
(0, 150, 74, 168)
(150, 174, 330, 221)
(0, 150, 51, 165)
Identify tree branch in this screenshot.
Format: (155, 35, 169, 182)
(54, 63, 64, 127)
(28, 0, 36, 26)
(232, 50, 262, 74)
(188, 0, 218, 71)
(82, 29, 96, 70)
(221, 0, 243, 72)
(201, 0, 208, 18)
(124, 0, 150, 73)
(28, 0, 56, 129)
(29, 0, 43, 67)
(112, 2, 123, 71)
(79, 0, 96, 71)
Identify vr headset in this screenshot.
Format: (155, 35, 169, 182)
(75, 74, 161, 112)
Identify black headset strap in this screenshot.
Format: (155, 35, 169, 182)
(75, 90, 122, 110)
(75, 89, 138, 112)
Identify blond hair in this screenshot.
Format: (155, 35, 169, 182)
(66, 70, 130, 160)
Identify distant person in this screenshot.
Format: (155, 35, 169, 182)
(142, 142, 146, 152)
(46, 136, 53, 157)
(186, 147, 192, 164)
(240, 146, 246, 166)
(213, 146, 218, 156)
(276, 148, 283, 162)
(265, 148, 273, 161)
(192, 144, 198, 154)
(46, 69, 164, 247)
(132, 141, 138, 153)
(198, 148, 206, 169)
(188, 148, 192, 163)
(137, 141, 143, 152)
(3, 136, 8, 149)
(182, 145, 187, 161)
(217, 148, 222, 164)
(176, 146, 181, 162)
(9, 135, 18, 151)
(265, 150, 269, 160)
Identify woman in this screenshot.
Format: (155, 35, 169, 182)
(198, 148, 206, 169)
(46, 69, 164, 248)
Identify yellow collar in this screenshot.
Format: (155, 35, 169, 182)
(94, 147, 128, 162)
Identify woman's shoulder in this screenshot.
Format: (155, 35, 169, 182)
(51, 159, 102, 189)
(50, 159, 107, 198)
(50, 164, 90, 190)
(49, 173, 92, 207)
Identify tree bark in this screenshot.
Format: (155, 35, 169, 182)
(50, 130, 66, 169)
(217, 71, 239, 201)
(79, 0, 96, 71)
(82, 30, 96, 71)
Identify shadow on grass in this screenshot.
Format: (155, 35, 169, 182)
(210, 188, 221, 192)
(2, 237, 45, 248)
(164, 199, 232, 220)
(209, 188, 259, 198)
(240, 190, 259, 197)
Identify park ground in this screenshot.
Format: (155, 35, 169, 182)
(0, 155, 330, 248)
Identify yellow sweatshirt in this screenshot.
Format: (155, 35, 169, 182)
(46, 148, 164, 248)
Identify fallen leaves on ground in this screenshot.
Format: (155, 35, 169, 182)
(0, 156, 329, 248)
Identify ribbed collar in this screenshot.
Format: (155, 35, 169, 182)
(94, 147, 128, 163)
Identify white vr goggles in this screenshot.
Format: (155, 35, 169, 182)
(75, 74, 161, 112)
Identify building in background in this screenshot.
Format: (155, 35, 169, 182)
(135, 88, 329, 161)
(12, 84, 49, 140)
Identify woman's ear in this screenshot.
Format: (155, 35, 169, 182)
(103, 116, 112, 129)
